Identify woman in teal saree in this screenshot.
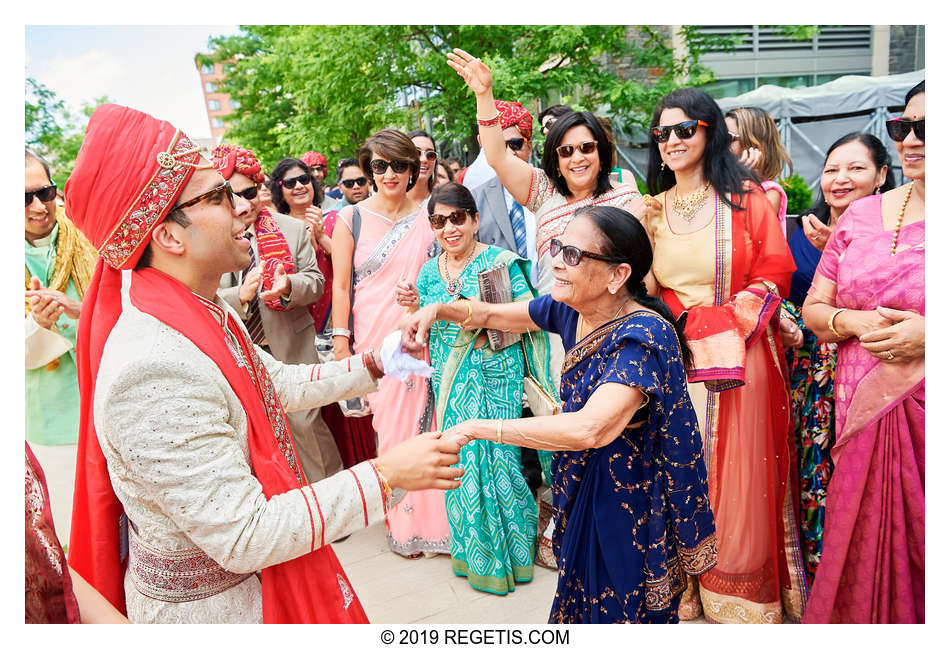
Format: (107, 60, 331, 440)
(405, 183, 554, 595)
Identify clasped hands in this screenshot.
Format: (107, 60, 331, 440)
(853, 306, 924, 363)
(25, 276, 80, 329)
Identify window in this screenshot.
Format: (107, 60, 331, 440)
(205, 81, 217, 93)
(701, 77, 755, 99)
(757, 74, 812, 90)
(212, 117, 225, 129)
(201, 63, 215, 75)
(229, 99, 241, 110)
(208, 99, 221, 111)
(223, 63, 236, 74)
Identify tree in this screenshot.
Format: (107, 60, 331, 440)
(205, 25, 817, 177)
(25, 78, 109, 187)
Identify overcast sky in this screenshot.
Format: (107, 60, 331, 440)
(26, 25, 242, 140)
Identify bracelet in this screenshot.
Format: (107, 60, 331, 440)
(460, 300, 473, 327)
(363, 351, 384, 380)
(828, 308, 847, 339)
(496, 419, 503, 444)
(476, 113, 501, 127)
(330, 328, 351, 339)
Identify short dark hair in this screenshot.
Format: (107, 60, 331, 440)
(647, 88, 759, 210)
(25, 148, 52, 184)
(268, 157, 320, 214)
(538, 104, 572, 127)
(133, 209, 192, 270)
(407, 129, 437, 192)
(905, 79, 924, 105)
(358, 129, 420, 192)
(806, 132, 896, 226)
(336, 157, 362, 181)
(574, 205, 691, 369)
(540, 111, 614, 198)
(427, 182, 477, 217)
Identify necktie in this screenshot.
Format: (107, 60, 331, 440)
(509, 201, 527, 259)
(243, 238, 266, 345)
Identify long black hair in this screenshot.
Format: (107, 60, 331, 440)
(268, 157, 320, 215)
(806, 132, 896, 226)
(647, 88, 759, 210)
(407, 128, 438, 192)
(541, 111, 614, 199)
(574, 205, 692, 369)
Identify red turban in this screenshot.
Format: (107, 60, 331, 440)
(65, 103, 205, 270)
(299, 151, 327, 168)
(495, 100, 533, 139)
(212, 144, 265, 184)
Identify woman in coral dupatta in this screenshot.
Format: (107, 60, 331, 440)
(643, 88, 806, 623)
(801, 81, 925, 624)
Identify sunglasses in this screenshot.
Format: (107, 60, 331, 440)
(651, 119, 709, 143)
(417, 149, 438, 161)
(428, 209, 470, 229)
(727, 130, 741, 140)
(233, 185, 260, 201)
(278, 173, 313, 189)
(885, 118, 924, 142)
(505, 137, 526, 152)
(555, 140, 598, 158)
(311, 165, 327, 173)
(550, 238, 625, 267)
(174, 181, 235, 211)
(370, 158, 411, 175)
(25, 183, 57, 207)
(340, 177, 368, 189)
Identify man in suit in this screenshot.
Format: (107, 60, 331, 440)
(214, 144, 344, 482)
(464, 100, 538, 284)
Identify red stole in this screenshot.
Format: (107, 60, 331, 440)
(69, 264, 367, 623)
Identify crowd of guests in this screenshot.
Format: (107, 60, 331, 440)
(25, 44, 923, 625)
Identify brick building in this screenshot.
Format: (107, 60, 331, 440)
(195, 56, 238, 144)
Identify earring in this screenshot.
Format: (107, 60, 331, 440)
(660, 161, 666, 172)
(609, 287, 616, 295)
(874, 185, 881, 194)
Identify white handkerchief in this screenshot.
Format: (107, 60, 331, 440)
(379, 330, 434, 381)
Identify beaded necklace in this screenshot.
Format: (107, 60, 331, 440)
(890, 181, 916, 256)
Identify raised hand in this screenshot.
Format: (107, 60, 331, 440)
(239, 263, 264, 304)
(801, 214, 833, 251)
(260, 263, 291, 301)
(446, 48, 493, 97)
(394, 280, 420, 310)
(738, 146, 763, 172)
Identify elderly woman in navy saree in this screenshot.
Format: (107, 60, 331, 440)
(402, 206, 717, 623)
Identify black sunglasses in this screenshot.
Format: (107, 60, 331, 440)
(26, 182, 57, 207)
(233, 185, 260, 201)
(370, 158, 411, 175)
(505, 137, 526, 152)
(550, 238, 624, 267)
(428, 209, 470, 229)
(555, 140, 597, 158)
(311, 165, 327, 173)
(340, 177, 368, 189)
(417, 148, 438, 161)
(885, 118, 924, 143)
(651, 119, 709, 143)
(174, 181, 235, 211)
(278, 173, 313, 189)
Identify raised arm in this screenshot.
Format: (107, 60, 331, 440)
(447, 49, 535, 206)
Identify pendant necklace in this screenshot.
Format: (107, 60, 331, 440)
(672, 181, 711, 222)
(441, 245, 479, 296)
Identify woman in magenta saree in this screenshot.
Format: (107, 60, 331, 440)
(802, 81, 925, 623)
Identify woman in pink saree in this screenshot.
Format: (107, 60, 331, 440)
(330, 129, 449, 557)
(802, 80, 925, 623)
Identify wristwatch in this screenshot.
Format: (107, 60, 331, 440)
(329, 328, 352, 339)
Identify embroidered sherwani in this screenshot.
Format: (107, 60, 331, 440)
(94, 293, 387, 623)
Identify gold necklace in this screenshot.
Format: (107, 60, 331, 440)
(440, 244, 479, 296)
(671, 181, 711, 222)
(890, 181, 916, 256)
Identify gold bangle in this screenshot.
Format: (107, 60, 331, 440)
(459, 300, 473, 327)
(496, 419, 503, 444)
(828, 308, 847, 338)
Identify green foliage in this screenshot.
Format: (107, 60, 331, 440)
(25, 78, 109, 187)
(207, 25, 746, 177)
(780, 173, 813, 215)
